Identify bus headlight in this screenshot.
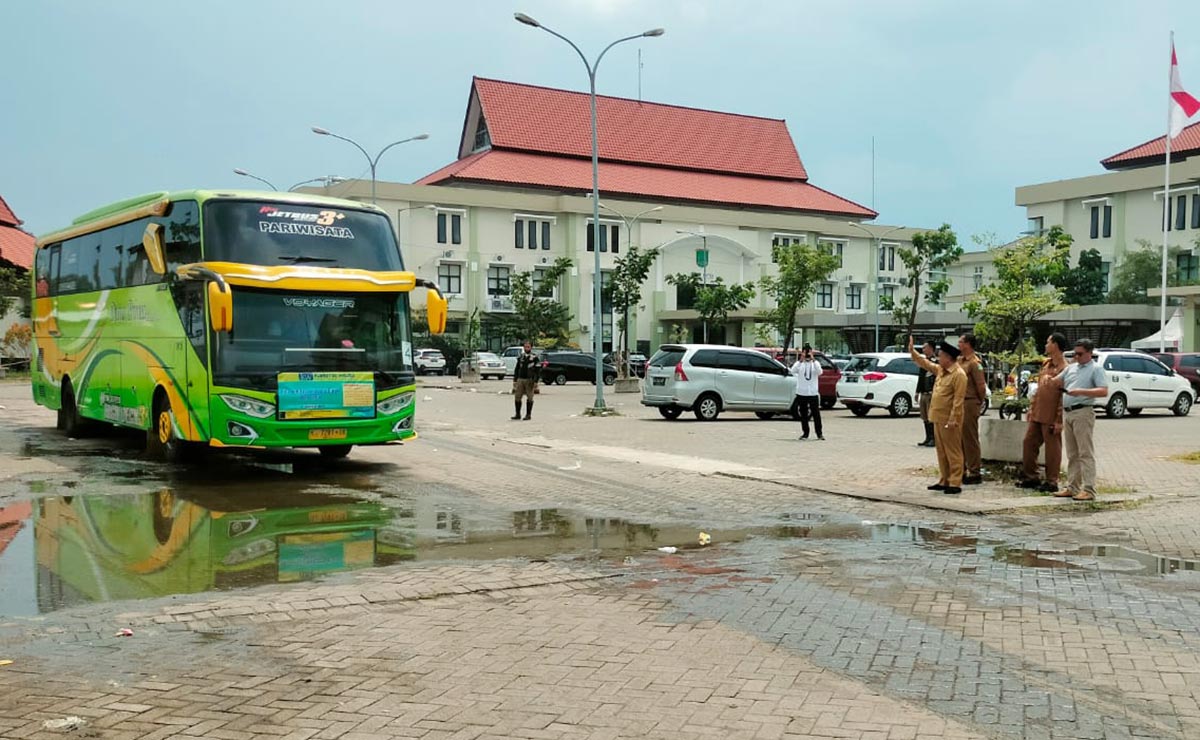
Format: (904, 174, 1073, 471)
(377, 392, 415, 416)
(220, 394, 276, 418)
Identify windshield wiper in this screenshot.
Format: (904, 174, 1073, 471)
(278, 255, 337, 264)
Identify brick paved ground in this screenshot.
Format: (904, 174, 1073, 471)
(2, 381, 1200, 738)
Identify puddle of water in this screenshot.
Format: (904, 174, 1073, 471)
(769, 519, 997, 553)
(993, 544, 1200, 575)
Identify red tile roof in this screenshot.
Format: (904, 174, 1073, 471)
(422, 78, 875, 217)
(0, 196, 34, 269)
(417, 149, 875, 217)
(1101, 121, 1200, 169)
(472, 78, 807, 180)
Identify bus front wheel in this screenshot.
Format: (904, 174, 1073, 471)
(148, 395, 191, 463)
(318, 445, 353, 460)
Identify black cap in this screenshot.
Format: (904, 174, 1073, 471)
(937, 340, 960, 359)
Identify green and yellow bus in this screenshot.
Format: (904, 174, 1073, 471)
(31, 190, 447, 460)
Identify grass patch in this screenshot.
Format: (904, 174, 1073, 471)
(1097, 484, 1136, 495)
(1170, 451, 1200, 464)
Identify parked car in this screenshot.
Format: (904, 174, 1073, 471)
(499, 346, 546, 376)
(459, 351, 507, 380)
(1151, 352, 1200, 395)
(605, 352, 648, 378)
(414, 349, 447, 376)
(541, 352, 617, 385)
(835, 352, 921, 417)
(642, 344, 800, 421)
(1095, 349, 1194, 418)
(752, 347, 842, 409)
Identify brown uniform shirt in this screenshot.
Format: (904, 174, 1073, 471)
(911, 350, 967, 425)
(957, 354, 987, 402)
(1027, 356, 1068, 425)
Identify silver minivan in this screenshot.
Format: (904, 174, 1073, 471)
(642, 344, 799, 421)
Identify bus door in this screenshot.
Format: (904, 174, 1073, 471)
(172, 281, 210, 433)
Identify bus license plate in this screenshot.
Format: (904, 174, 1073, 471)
(309, 428, 348, 441)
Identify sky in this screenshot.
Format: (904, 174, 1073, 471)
(4, 0, 1200, 246)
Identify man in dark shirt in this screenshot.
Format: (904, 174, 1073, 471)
(512, 341, 541, 420)
(915, 340, 936, 447)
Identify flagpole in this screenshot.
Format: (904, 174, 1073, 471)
(1161, 31, 1173, 354)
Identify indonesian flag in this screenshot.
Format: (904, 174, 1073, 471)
(1170, 43, 1200, 138)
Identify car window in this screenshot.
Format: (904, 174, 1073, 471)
(1152, 354, 1173, 367)
(1182, 355, 1200, 368)
(649, 348, 685, 367)
(816, 355, 835, 371)
(689, 349, 720, 368)
(1139, 357, 1170, 376)
(502, 348, 519, 358)
(745, 352, 784, 373)
(718, 351, 754, 371)
(480, 353, 500, 361)
(883, 358, 919, 375)
(843, 357, 879, 373)
(1102, 355, 1121, 372)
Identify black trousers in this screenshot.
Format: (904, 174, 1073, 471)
(796, 395, 822, 437)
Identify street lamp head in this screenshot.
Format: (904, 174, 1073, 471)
(649, 206, 664, 212)
(412, 133, 430, 141)
(232, 168, 249, 176)
(642, 28, 665, 37)
(514, 12, 540, 27)
(311, 126, 331, 136)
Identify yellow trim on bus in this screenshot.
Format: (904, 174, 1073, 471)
(36, 199, 171, 248)
(179, 262, 418, 293)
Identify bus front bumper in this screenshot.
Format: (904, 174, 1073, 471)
(209, 390, 417, 448)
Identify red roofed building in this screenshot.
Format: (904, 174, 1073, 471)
(326, 78, 922, 353)
(0, 195, 35, 270)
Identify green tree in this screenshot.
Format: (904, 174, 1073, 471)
(758, 241, 840, 355)
(1054, 246, 1107, 305)
(890, 224, 963, 339)
(964, 230, 1070, 367)
(666, 273, 755, 343)
(0, 265, 28, 319)
(1107, 240, 1183, 304)
(603, 246, 659, 378)
(501, 258, 573, 345)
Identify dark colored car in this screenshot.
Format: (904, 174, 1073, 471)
(541, 352, 618, 386)
(752, 347, 842, 409)
(1152, 352, 1200, 394)
(604, 352, 648, 378)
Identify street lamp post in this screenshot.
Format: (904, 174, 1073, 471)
(515, 11, 664, 412)
(288, 176, 348, 192)
(676, 228, 709, 343)
(310, 127, 429, 205)
(598, 202, 663, 374)
(846, 222, 906, 352)
(232, 168, 278, 191)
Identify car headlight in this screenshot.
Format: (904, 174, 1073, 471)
(220, 394, 276, 419)
(377, 392, 415, 416)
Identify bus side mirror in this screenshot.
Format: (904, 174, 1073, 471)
(426, 289, 448, 335)
(142, 223, 167, 275)
(208, 281, 233, 333)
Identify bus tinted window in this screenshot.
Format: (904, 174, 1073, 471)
(161, 200, 201, 271)
(98, 226, 124, 290)
(122, 218, 155, 287)
(203, 200, 402, 270)
(35, 248, 51, 297)
(58, 238, 83, 294)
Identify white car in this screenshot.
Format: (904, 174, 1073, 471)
(835, 352, 920, 417)
(460, 351, 507, 380)
(1095, 350, 1194, 418)
(415, 349, 446, 375)
(642, 344, 799, 421)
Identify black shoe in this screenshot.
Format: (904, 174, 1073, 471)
(963, 476, 982, 485)
(927, 483, 946, 491)
(799, 435, 809, 440)
(1016, 479, 1041, 489)
(1038, 482, 1059, 493)
(943, 487, 963, 495)
(523, 415, 531, 421)
(920, 440, 936, 448)
(816, 435, 825, 441)
(510, 415, 521, 420)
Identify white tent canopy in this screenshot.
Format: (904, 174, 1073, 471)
(1131, 308, 1183, 350)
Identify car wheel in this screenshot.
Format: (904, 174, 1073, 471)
(554, 373, 567, 386)
(1105, 393, 1127, 419)
(755, 411, 775, 420)
(820, 397, 836, 410)
(1173, 393, 1193, 417)
(658, 406, 683, 420)
(850, 406, 870, 417)
(888, 393, 912, 418)
(603, 374, 616, 386)
(693, 393, 721, 421)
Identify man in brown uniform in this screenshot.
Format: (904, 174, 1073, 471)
(910, 337, 967, 494)
(957, 333, 988, 485)
(1017, 332, 1069, 493)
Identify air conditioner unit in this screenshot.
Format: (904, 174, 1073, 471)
(488, 296, 515, 312)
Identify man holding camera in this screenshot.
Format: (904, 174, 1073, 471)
(790, 343, 824, 441)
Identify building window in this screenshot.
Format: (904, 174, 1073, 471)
(881, 284, 896, 305)
(527, 220, 538, 250)
(676, 281, 696, 309)
(437, 212, 447, 244)
(587, 222, 620, 253)
(532, 267, 558, 299)
(878, 243, 897, 272)
(437, 263, 462, 295)
(451, 214, 461, 244)
(437, 212, 462, 245)
(514, 219, 524, 249)
(973, 266, 984, 291)
(845, 284, 862, 311)
(1177, 195, 1188, 232)
(771, 233, 805, 263)
(1089, 206, 1100, 239)
(472, 116, 491, 152)
(1178, 253, 1200, 284)
(542, 221, 551, 251)
(1164, 198, 1173, 231)
(818, 238, 845, 267)
(1100, 260, 1111, 292)
(1193, 195, 1200, 229)
(816, 282, 834, 309)
(1103, 205, 1112, 238)
(1027, 216, 1044, 235)
(486, 266, 510, 296)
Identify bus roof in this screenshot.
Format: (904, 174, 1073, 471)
(38, 189, 383, 247)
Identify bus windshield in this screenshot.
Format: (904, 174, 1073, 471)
(214, 289, 413, 390)
(203, 200, 403, 270)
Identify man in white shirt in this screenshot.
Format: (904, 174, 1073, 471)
(790, 343, 824, 440)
